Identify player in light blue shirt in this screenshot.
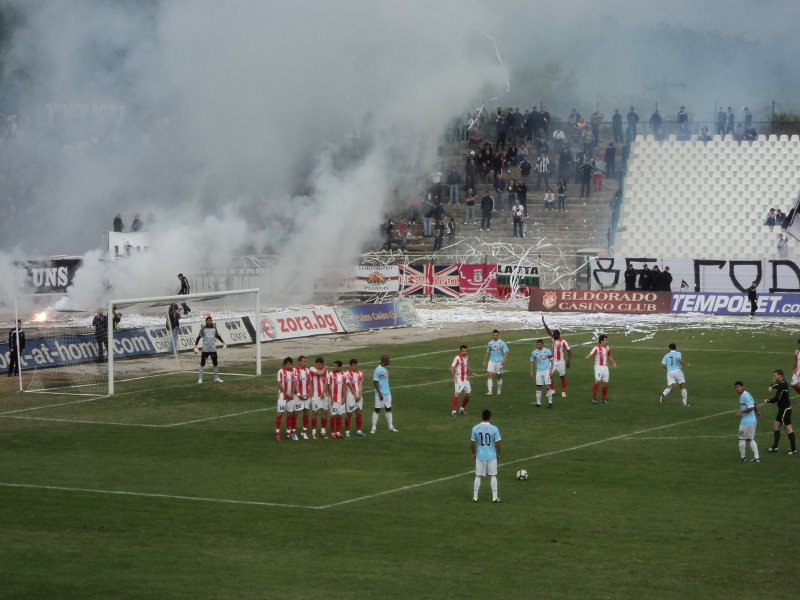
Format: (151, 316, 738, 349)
(659, 343, 692, 406)
(734, 380, 760, 462)
(483, 329, 510, 396)
(529, 339, 554, 408)
(371, 354, 397, 434)
(470, 409, 502, 502)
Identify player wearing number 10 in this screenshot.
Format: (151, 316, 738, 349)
(471, 409, 502, 503)
(659, 343, 691, 406)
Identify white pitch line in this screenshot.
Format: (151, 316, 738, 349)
(319, 408, 735, 509)
(164, 407, 274, 427)
(0, 408, 738, 511)
(0, 482, 316, 510)
(0, 415, 164, 428)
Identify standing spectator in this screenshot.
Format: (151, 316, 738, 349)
(764, 369, 796, 454)
(604, 142, 617, 179)
(432, 219, 445, 251)
(447, 217, 457, 244)
(167, 303, 181, 354)
(463, 188, 476, 225)
(479, 190, 494, 232)
(676, 106, 689, 130)
(422, 198, 434, 238)
(194, 315, 226, 384)
(735, 380, 760, 462)
(716, 107, 727, 137)
(177, 273, 191, 314)
(511, 197, 525, 238)
(556, 178, 568, 213)
(92, 309, 108, 362)
(581, 126, 594, 158)
(590, 109, 603, 148)
(515, 180, 528, 217)
(7, 319, 24, 377)
(506, 178, 517, 211)
(535, 152, 550, 191)
(113, 213, 124, 232)
(493, 173, 506, 213)
(744, 106, 752, 127)
(465, 156, 478, 191)
(624, 265, 637, 290)
(638, 264, 653, 291)
(726, 107, 735, 138)
(552, 127, 566, 153)
(131, 214, 143, 231)
(371, 354, 398, 434)
(661, 266, 673, 291)
(592, 157, 605, 193)
(382, 215, 394, 250)
(540, 106, 551, 137)
(626, 106, 639, 141)
(579, 159, 593, 198)
(495, 113, 508, 150)
(519, 155, 532, 185)
(612, 109, 623, 143)
(470, 408, 502, 503)
(447, 166, 461, 205)
(747, 281, 758, 317)
(649, 109, 663, 139)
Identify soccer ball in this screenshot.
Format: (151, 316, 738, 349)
(516, 469, 528, 481)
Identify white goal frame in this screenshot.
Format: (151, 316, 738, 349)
(108, 288, 261, 395)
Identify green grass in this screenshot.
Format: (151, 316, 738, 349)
(1, 324, 798, 599)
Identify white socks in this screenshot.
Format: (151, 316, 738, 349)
(490, 475, 498, 500)
(487, 379, 493, 393)
(386, 411, 394, 429)
(681, 389, 688, 405)
(473, 477, 481, 499)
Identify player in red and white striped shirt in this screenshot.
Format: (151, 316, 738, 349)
(344, 358, 365, 438)
(543, 317, 572, 398)
(326, 361, 348, 438)
(584, 334, 617, 404)
(294, 355, 311, 440)
(451, 345, 478, 416)
(275, 357, 295, 441)
(309, 357, 329, 439)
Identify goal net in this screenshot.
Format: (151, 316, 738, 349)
(17, 289, 261, 396)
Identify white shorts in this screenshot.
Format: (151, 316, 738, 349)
(738, 424, 756, 440)
(486, 360, 504, 375)
(594, 366, 610, 383)
(455, 380, 472, 395)
(553, 360, 567, 377)
(791, 372, 800, 386)
(330, 402, 344, 416)
(375, 393, 393, 410)
(345, 392, 363, 412)
(294, 398, 308, 412)
(277, 393, 289, 413)
(285, 396, 297, 413)
(312, 396, 330, 412)
(666, 370, 686, 386)
(535, 371, 552, 387)
(475, 458, 498, 477)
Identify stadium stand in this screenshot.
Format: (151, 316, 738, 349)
(614, 134, 800, 259)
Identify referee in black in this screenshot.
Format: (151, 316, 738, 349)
(764, 369, 797, 455)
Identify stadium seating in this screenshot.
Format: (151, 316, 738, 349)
(614, 135, 800, 258)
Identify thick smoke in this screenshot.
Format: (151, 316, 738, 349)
(0, 0, 797, 310)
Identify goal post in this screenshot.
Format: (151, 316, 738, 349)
(108, 288, 261, 395)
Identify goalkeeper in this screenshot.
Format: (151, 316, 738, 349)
(194, 315, 226, 384)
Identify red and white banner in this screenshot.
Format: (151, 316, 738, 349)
(529, 289, 672, 314)
(400, 264, 460, 297)
(459, 264, 498, 295)
(259, 307, 344, 342)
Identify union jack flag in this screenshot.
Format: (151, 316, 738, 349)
(399, 263, 460, 297)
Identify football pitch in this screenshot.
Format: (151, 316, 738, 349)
(1, 322, 797, 598)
